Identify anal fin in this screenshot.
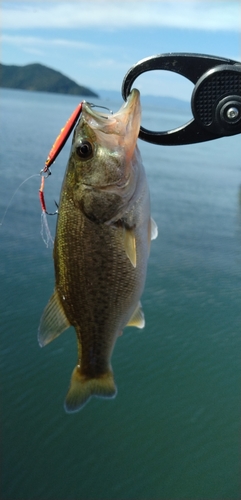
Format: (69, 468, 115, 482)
(127, 301, 145, 329)
(38, 289, 70, 347)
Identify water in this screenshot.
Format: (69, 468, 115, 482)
(0, 88, 241, 500)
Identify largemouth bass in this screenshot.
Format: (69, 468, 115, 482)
(38, 89, 157, 412)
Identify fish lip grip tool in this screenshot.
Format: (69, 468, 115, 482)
(121, 53, 241, 145)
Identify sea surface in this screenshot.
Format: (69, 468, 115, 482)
(0, 88, 241, 500)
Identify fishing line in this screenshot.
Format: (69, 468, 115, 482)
(40, 211, 54, 248)
(0, 173, 40, 226)
(89, 103, 113, 117)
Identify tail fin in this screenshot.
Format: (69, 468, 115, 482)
(64, 366, 117, 413)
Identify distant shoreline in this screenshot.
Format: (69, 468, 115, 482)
(1, 80, 190, 111)
(0, 62, 99, 97)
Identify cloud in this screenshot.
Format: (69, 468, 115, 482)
(2, 1, 240, 31)
(1, 34, 101, 51)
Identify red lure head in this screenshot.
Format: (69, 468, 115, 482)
(39, 102, 83, 214)
(44, 102, 83, 171)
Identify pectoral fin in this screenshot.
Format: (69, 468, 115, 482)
(127, 302, 145, 329)
(38, 289, 70, 347)
(123, 227, 136, 268)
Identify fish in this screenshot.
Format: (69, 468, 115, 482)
(38, 89, 158, 413)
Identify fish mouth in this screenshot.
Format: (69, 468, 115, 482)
(82, 89, 141, 159)
(82, 89, 140, 126)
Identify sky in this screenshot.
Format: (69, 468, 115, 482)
(1, 0, 241, 100)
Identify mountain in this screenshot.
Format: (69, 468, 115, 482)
(0, 63, 98, 97)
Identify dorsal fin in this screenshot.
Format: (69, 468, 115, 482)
(38, 289, 70, 347)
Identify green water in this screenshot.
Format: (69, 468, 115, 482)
(0, 89, 241, 499)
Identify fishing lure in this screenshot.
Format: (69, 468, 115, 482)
(38, 101, 83, 246)
(43, 102, 83, 173)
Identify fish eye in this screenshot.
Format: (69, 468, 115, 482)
(76, 140, 93, 160)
